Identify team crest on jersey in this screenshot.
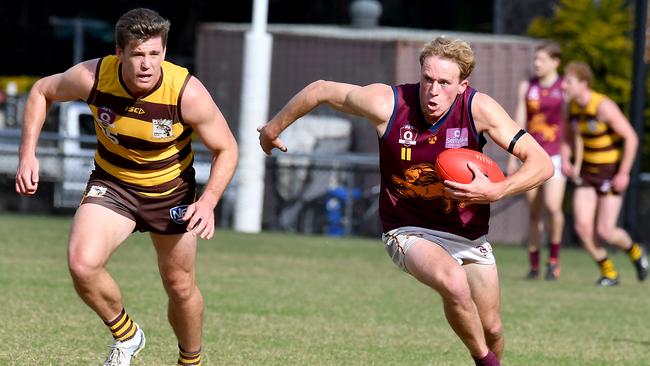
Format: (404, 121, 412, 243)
(445, 128, 468, 148)
(528, 86, 540, 101)
(428, 135, 437, 144)
(170, 205, 188, 224)
(97, 106, 116, 127)
(86, 185, 107, 198)
(587, 118, 599, 132)
(398, 124, 418, 146)
(153, 119, 174, 138)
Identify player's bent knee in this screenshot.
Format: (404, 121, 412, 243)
(573, 221, 592, 238)
(595, 226, 615, 242)
(484, 319, 504, 341)
(68, 253, 103, 281)
(548, 206, 564, 217)
(165, 282, 196, 302)
(439, 276, 473, 306)
(162, 275, 197, 301)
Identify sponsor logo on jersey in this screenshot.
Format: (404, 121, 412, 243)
(97, 106, 116, 127)
(86, 185, 107, 198)
(153, 119, 174, 138)
(445, 128, 468, 148)
(125, 106, 146, 114)
(170, 205, 188, 224)
(398, 124, 418, 146)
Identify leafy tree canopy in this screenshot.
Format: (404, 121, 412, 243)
(528, 0, 633, 105)
(528, 0, 650, 172)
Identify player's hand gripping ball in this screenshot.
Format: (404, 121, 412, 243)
(435, 148, 505, 184)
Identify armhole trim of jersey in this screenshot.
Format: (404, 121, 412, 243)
(86, 57, 104, 104)
(382, 85, 399, 141)
(177, 73, 191, 125)
(467, 88, 480, 140)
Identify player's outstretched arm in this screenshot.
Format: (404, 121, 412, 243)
(16, 60, 97, 196)
(258, 80, 393, 155)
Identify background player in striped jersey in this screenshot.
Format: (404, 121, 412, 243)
(258, 36, 553, 366)
(508, 41, 567, 281)
(15, 8, 238, 366)
(561, 61, 648, 287)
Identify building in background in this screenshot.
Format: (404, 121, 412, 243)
(196, 22, 542, 244)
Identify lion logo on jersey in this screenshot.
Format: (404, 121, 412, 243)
(528, 114, 558, 142)
(391, 163, 453, 212)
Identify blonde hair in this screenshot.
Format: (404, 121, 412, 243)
(419, 36, 476, 81)
(564, 61, 594, 86)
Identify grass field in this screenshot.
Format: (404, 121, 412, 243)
(1, 213, 649, 365)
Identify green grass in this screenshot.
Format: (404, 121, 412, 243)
(1, 213, 649, 365)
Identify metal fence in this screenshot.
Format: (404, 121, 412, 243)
(260, 152, 650, 246)
(263, 152, 381, 237)
(0, 128, 216, 213)
(3, 132, 650, 245)
(260, 151, 534, 244)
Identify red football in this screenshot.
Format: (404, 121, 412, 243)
(435, 148, 505, 184)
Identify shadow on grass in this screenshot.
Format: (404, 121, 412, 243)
(612, 338, 650, 346)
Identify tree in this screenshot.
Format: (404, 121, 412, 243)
(528, 0, 633, 105)
(527, 0, 650, 172)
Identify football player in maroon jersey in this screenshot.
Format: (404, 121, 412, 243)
(259, 36, 552, 366)
(508, 42, 567, 281)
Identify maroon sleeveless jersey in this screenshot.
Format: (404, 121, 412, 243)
(525, 77, 565, 156)
(378, 83, 489, 240)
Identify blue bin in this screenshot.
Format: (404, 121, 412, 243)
(325, 187, 361, 236)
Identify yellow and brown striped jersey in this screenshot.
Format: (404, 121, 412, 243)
(568, 91, 622, 165)
(86, 55, 194, 196)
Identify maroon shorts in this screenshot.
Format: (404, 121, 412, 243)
(577, 163, 621, 196)
(80, 172, 197, 234)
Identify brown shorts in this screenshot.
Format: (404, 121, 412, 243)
(577, 163, 620, 196)
(80, 172, 197, 234)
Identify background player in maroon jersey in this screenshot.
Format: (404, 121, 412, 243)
(508, 42, 567, 281)
(258, 36, 553, 366)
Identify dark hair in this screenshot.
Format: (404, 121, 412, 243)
(115, 8, 171, 50)
(535, 41, 562, 61)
